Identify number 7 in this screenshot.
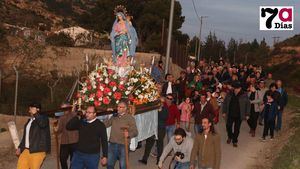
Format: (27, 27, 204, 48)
(261, 8, 278, 29)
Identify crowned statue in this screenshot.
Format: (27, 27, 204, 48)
(110, 5, 138, 68)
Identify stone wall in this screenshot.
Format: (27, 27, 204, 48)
(38, 46, 183, 77)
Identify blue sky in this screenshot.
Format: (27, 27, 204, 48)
(178, 0, 300, 46)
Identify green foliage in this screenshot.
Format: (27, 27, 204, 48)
(0, 128, 7, 133)
(0, 76, 76, 115)
(46, 32, 75, 47)
(75, 0, 186, 52)
(45, 0, 74, 16)
(273, 95, 300, 169)
(0, 25, 5, 40)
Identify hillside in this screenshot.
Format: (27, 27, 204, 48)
(0, 0, 97, 31)
(266, 34, 300, 90)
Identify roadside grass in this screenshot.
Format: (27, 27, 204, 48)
(272, 95, 300, 169)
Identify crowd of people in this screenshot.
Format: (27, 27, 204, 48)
(15, 58, 288, 169)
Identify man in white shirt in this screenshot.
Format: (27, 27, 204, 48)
(16, 102, 51, 169)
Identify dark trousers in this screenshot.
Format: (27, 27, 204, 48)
(71, 151, 100, 169)
(263, 119, 275, 138)
(142, 127, 166, 163)
(226, 117, 242, 143)
(60, 143, 76, 169)
(247, 111, 259, 131)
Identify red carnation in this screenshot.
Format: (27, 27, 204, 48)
(103, 97, 110, 105)
(118, 84, 125, 90)
(89, 93, 95, 98)
(96, 90, 103, 98)
(76, 92, 81, 98)
(114, 92, 122, 100)
(107, 69, 115, 75)
(94, 100, 101, 107)
(87, 85, 92, 90)
(104, 87, 111, 94)
(109, 81, 117, 87)
(128, 94, 134, 101)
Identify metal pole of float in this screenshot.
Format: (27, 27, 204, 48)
(164, 0, 175, 75)
(13, 66, 19, 124)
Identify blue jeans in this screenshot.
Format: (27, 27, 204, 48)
(276, 111, 282, 130)
(166, 125, 176, 141)
(107, 143, 126, 169)
(194, 124, 203, 134)
(71, 151, 100, 169)
(174, 162, 190, 169)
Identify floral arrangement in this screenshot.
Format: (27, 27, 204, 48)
(77, 65, 159, 108)
(126, 68, 160, 105)
(77, 65, 130, 108)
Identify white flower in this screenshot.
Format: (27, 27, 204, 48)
(138, 95, 143, 99)
(116, 100, 119, 104)
(105, 78, 109, 84)
(113, 86, 117, 92)
(100, 86, 104, 91)
(113, 74, 117, 79)
(108, 92, 112, 96)
(120, 81, 124, 85)
(89, 97, 94, 101)
(125, 91, 130, 95)
(99, 97, 103, 101)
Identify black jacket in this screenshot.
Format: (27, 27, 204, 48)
(19, 114, 51, 153)
(222, 91, 251, 120)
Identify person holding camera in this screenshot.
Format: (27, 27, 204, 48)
(66, 105, 108, 169)
(158, 128, 193, 169)
(16, 102, 51, 169)
(190, 117, 221, 169)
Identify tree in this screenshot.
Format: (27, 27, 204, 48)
(76, 0, 186, 52)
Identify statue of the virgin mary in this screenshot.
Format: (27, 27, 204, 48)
(110, 5, 138, 67)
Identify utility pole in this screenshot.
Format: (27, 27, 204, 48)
(165, 0, 175, 74)
(160, 19, 165, 61)
(13, 66, 19, 124)
(197, 16, 208, 61)
(272, 36, 280, 46)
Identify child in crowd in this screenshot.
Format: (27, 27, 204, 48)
(262, 94, 278, 141)
(178, 97, 193, 131)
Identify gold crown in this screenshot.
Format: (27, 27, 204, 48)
(114, 5, 128, 16)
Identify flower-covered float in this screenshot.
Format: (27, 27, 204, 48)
(76, 63, 160, 115)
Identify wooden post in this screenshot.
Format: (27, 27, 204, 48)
(53, 121, 60, 169)
(121, 127, 130, 169)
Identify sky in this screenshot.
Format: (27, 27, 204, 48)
(178, 0, 300, 46)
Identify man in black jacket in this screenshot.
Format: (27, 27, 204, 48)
(67, 105, 108, 169)
(16, 102, 51, 169)
(222, 82, 250, 147)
